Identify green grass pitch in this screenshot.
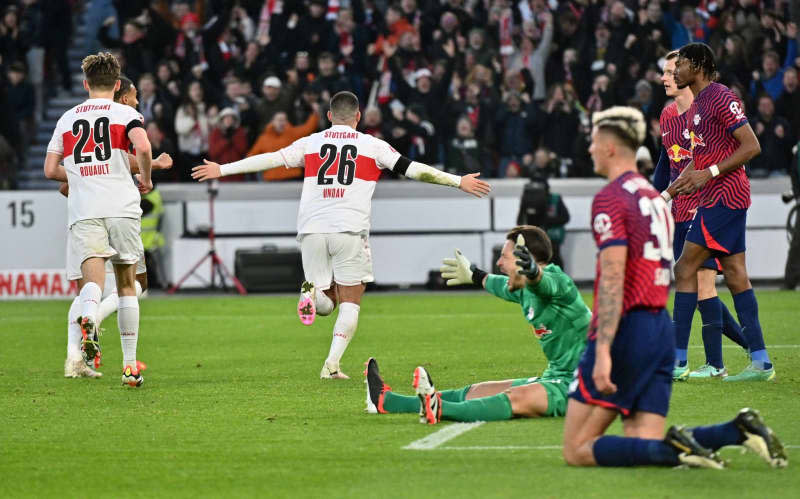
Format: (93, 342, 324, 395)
(2, 290, 799, 498)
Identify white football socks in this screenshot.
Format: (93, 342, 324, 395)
(67, 296, 82, 360)
(118, 296, 139, 368)
(97, 280, 142, 326)
(325, 302, 360, 369)
(79, 282, 101, 324)
(97, 292, 119, 325)
(315, 288, 335, 316)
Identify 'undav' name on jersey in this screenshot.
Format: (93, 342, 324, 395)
(323, 187, 345, 199)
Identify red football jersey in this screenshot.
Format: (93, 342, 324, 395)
(685, 82, 751, 209)
(589, 171, 675, 339)
(660, 101, 700, 223)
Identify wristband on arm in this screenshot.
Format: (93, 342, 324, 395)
(469, 264, 487, 286)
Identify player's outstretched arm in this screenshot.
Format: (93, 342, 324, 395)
(44, 153, 67, 182)
(128, 152, 173, 174)
(400, 160, 491, 197)
(191, 152, 287, 181)
(593, 245, 627, 395)
(440, 249, 487, 287)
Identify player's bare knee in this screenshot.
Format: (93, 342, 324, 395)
(562, 441, 593, 466)
(674, 259, 696, 285)
(696, 271, 718, 300)
(507, 388, 544, 418)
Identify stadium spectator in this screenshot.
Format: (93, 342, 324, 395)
(5, 61, 34, 159)
(750, 25, 798, 100)
(208, 107, 249, 182)
(248, 107, 319, 181)
(539, 83, 580, 165)
(495, 91, 533, 178)
(445, 115, 483, 176)
(776, 67, 800, 139)
(147, 122, 178, 183)
(255, 76, 293, 134)
(750, 94, 794, 177)
(97, 15, 157, 84)
(175, 80, 212, 181)
(13, 0, 786, 186)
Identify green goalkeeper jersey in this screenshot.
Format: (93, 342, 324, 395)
(484, 264, 590, 379)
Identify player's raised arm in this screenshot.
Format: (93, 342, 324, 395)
(192, 138, 305, 181)
(128, 127, 152, 193)
(440, 249, 488, 287)
(127, 152, 173, 174)
(395, 157, 491, 197)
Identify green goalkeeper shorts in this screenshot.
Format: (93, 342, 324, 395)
(510, 376, 569, 417)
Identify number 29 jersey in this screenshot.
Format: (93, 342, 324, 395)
(278, 125, 402, 235)
(589, 171, 674, 339)
(47, 98, 145, 226)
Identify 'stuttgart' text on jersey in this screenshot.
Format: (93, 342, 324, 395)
(278, 125, 402, 235)
(47, 98, 145, 226)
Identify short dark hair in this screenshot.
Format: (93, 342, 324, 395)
(506, 225, 553, 264)
(665, 50, 679, 61)
(81, 52, 121, 90)
(677, 42, 717, 81)
(114, 75, 134, 102)
(329, 91, 359, 121)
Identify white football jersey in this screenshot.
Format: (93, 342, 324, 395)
(47, 98, 145, 226)
(279, 125, 402, 234)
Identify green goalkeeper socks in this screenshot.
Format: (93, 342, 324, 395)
(441, 393, 513, 422)
(440, 385, 472, 403)
(381, 384, 474, 413)
(382, 392, 420, 413)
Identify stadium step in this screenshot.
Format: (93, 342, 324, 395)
(25, 156, 44, 171)
(50, 96, 85, 109)
(19, 6, 91, 189)
(28, 144, 49, 157)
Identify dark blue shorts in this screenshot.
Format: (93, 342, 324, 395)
(674, 220, 720, 271)
(685, 205, 747, 257)
(569, 309, 674, 417)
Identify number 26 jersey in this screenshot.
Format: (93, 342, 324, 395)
(47, 98, 144, 226)
(278, 125, 403, 235)
(588, 171, 675, 338)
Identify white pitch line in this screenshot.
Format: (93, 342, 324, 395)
(439, 445, 562, 451)
(427, 444, 800, 451)
(403, 422, 485, 450)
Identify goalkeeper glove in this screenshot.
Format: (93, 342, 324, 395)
(513, 235, 540, 280)
(440, 249, 487, 286)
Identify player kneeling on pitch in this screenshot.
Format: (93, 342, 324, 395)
(365, 225, 589, 424)
(561, 106, 786, 469)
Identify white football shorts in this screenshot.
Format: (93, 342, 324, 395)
(66, 217, 144, 280)
(300, 232, 374, 289)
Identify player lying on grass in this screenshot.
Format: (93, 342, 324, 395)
(50, 75, 171, 378)
(192, 91, 490, 379)
(654, 51, 748, 380)
(365, 225, 589, 424)
(561, 105, 786, 470)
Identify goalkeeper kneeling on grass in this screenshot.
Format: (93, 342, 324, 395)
(364, 225, 591, 424)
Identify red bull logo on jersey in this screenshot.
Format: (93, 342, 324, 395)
(689, 131, 705, 150)
(667, 144, 692, 162)
(532, 324, 552, 339)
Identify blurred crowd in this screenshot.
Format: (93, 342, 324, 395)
(1, 0, 800, 187)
